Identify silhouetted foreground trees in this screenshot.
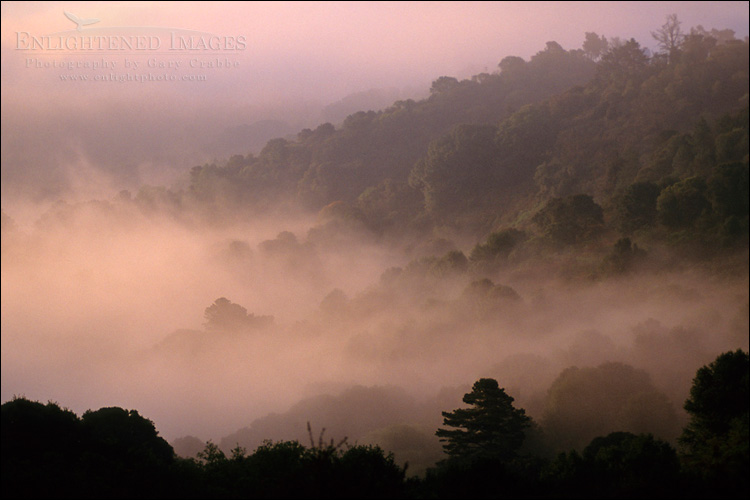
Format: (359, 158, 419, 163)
(0, 400, 407, 499)
(436, 378, 531, 464)
(2, 350, 747, 498)
(1, 401, 178, 498)
(679, 349, 749, 497)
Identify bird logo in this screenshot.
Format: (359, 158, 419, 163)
(64, 11, 100, 31)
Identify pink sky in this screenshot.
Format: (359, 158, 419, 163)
(2, 1, 748, 102)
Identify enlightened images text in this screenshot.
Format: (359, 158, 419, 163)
(16, 32, 247, 51)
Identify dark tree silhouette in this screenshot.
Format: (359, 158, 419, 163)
(679, 350, 749, 496)
(436, 378, 531, 463)
(204, 297, 273, 332)
(1, 398, 83, 498)
(430, 76, 460, 95)
(548, 432, 680, 498)
(651, 14, 684, 63)
(615, 182, 661, 235)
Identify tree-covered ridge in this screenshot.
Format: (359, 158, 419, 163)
(114, 23, 747, 252)
(181, 40, 597, 216)
(2, 350, 747, 498)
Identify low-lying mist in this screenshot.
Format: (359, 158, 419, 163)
(2, 197, 747, 471)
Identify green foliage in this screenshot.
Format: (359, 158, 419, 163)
(707, 162, 750, 245)
(470, 228, 527, 266)
(582, 32, 609, 60)
(709, 162, 749, 220)
(356, 178, 424, 233)
(597, 38, 650, 81)
(526, 41, 596, 93)
(495, 102, 558, 190)
(615, 182, 661, 234)
(532, 194, 604, 245)
(297, 161, 365, 209)
(409, 123, 500, 223)
(436, 379, 532, 464)
(716, 127, 749, 165)
(656, 176, 711, 229)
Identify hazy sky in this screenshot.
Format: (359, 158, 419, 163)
(1, 1, 748, 203)
(3, 1, 748, 101)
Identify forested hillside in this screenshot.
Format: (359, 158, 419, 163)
(138, 27, 749, 249)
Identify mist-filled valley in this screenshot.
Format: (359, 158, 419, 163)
(3, 192, 747, 452)
(2, 3, 749, 498)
